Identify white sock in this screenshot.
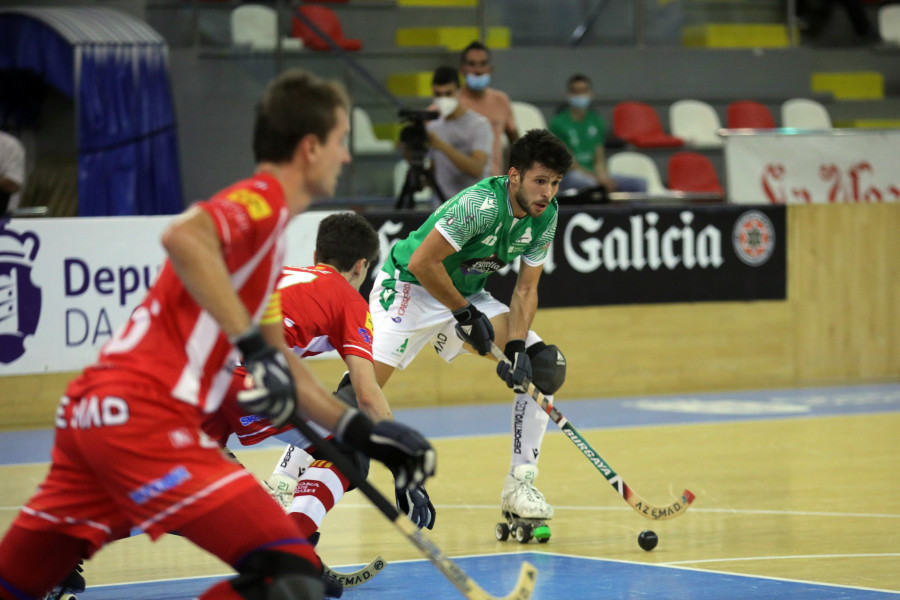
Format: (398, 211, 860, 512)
(271, 445, 314, 480)
(509, 392, 550, 473)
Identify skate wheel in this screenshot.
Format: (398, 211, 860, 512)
(515, 523, 533, 543)
(534, 525, 551, 543)
(495, 522, 510, 541)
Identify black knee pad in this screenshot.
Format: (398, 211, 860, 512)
(231, 550, 323, 600)
(527, 342, 567, 395)
(268, 575, 326, 600)
(334, 371, 357, 407)
(317, 372, 369, 489)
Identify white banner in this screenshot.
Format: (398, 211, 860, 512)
(725, 130, 900, 204)
(0, 211, 336, 376)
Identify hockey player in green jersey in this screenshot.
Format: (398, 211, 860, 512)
(369, 129, 573, 541)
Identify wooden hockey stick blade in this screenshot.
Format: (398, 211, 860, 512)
(323, 555, 386, 587)
(490, 343, 695, 521)
(286, 412, 538, 600)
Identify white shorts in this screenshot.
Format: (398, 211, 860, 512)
(369, 270, 509, 370)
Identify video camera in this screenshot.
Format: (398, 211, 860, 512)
(398, 108, 439, 163)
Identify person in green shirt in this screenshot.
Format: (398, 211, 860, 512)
(367, 129, 573, 539)
(549, 74, 647, 194)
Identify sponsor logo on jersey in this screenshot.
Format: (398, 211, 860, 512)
(397, 338, 409, 354)
(239, 414, 265, 426)
(378, 282, 396, 312)
(396, 283, 412, 317)
(516, 227, 533, 245)
(128, 465, 192, 505)
(365, 312, 373, 331)
(459, 255, 506, 275)
(358, 327, 372, 344)
(732, 210, 775, 266)
(168, 428, 194, 449)
(0, 223, 42, 365)
(226, 189, 273, 221)
(432, 331, 449, 354)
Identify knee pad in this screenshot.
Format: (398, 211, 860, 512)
(268, 575, 325, 600)
(312, 373, 369, 489)
(526, 342, 567, 395)
(232, 550, 323, 600)
(334, 372, 357, 408)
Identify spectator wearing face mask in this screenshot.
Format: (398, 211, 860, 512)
(549, 74, 647, 194)
(426, 65, 493, 204)
(458, 41, 517, 176)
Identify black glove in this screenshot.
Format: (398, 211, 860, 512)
(234, 327, 297, 427)
(451, 303, 494, 356)
(336, 409, 436, 490)
(395, 484, 436, 530)
(496, 339, 532, 393)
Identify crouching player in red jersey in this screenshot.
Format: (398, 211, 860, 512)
(0, 69, 435, 600)
(204, 212, 436, 550)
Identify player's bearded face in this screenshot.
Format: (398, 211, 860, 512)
(512, 164, 562, 218)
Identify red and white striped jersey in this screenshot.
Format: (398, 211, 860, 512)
(201, 264, 374, 446)
(279, 264, 373, 361)
(68, 173, 290, 414)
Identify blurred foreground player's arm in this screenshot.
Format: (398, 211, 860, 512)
(162, 207, 256, 339)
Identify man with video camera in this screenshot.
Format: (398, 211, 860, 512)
(398, 66, 492, 208)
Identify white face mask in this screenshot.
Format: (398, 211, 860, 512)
(434, 96, 459, 118)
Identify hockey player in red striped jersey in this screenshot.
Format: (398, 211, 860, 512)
(0, 70, 435, 600)
(203, 212, 436, 548)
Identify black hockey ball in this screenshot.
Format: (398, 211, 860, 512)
(638, 530, 658, 551)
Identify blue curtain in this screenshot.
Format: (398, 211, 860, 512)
(0, 13, 183, 216)
(77, 46, 183, 216)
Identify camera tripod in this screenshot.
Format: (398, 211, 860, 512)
(395, 155, 445, 210)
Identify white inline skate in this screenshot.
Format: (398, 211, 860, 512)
(496, 464, 553, 544)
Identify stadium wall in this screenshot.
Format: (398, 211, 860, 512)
(3, 203, 897, 430)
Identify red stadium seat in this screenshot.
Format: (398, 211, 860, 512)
(292, 5, 361, 51)
(667, 151, 724, 195)
(612, 101, 684, 148)
(727, 100, 776, 129)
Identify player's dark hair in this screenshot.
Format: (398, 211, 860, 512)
(432, 66, 461, 88)
(460, 40, 491, 64)
(567, 73, 592, 90)
(508, 129, 573, 177)
(316, 212, 380, 272)
(253, 69, 350, 163)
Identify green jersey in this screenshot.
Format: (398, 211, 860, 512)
(381, 175, 558, 298)
(549, 109, 606, 172)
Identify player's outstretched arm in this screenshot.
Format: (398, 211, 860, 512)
(345, 354, 393, 422)
(280, 345, 433, 491)
(408, 229, 469, 311)
(281, 345, 348, 431)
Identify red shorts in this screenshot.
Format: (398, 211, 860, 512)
(13, 378, 262, 555)
(201, 369, 293, 447)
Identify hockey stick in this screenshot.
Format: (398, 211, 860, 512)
(324, 555, 386, 588)
(286, 412, 537, 600)
(490, 344, 695, 521)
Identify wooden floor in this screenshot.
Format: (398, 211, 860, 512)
(1, 389, 898, 597)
